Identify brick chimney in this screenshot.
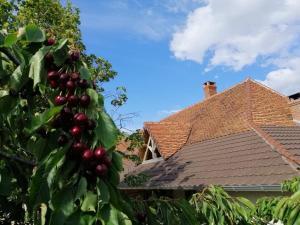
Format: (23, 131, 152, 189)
(203, 81, 217, 99)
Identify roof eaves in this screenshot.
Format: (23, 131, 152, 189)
(119, 184, 283, 192)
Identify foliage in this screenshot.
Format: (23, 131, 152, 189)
(190, 186, 255, 225)
(0, 0, 18, 31)
(124, 130, 144, 153)
(123, 173, 149, 187)
(282, 177, 300, 193)
(16, 0, 84, 51)
(273, 190, 300, 225)
(1, 0, 121, 101)
(0, 25, 133, 224)
(110, 87, 128, 107)
(131, 197, 200, 225)
(254, 197, 282, 225)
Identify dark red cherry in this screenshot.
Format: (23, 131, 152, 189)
(80, 95, 90, 107)
(103, 155, 112, 167)
(74, 113, 88, 125)
(70, 126, 81, 137)
(82, 149, 94, 162)
(94, 164, 108, 177)
(66, 80, 75, 90)
(47, 71, 59, 80)
(60, 107, 73, 120)
(94, 147, 106, 160)
(46, 38, 55, 46)
(67, 95, 79, 106)
(49, 80, 58, 88)
(54, 95, 67, 105)
(78, 79, 89, 89)
(70, 72, 80, 81)
(45, 53, 54, 64)
(70, 51, 80, 61)
(72, 142, 85, 155)
(59, 73, 69, 83)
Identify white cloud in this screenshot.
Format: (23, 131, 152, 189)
(171, 0, 300, 69)
(170, 0, 300, 93)
(258, 57, 300, 95)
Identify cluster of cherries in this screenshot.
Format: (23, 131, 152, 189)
(45, 38, 111, 178)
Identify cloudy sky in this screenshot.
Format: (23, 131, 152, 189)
(70, 0, 300, 130)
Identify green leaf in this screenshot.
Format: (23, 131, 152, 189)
(64, 211, 81, 225)
(46, 150, 66, 190)
(26, 137, 47, 160)
(108, 165, 120, 186)
(49, 211, 67, 225)
(25, 106, 62, 133)
(52, 39, 68, 66)
(0, 90, 9, 97)
(25, 24, 46, 42)
(86, 88, 103, 108)
(237, 197, 255, 211)
(81, 191, 98, 212)
(76, 177, 87, 200)
(95, 110, 118, 150)
(112, 151, 123, 172)
(28, 165, 50, 211)
(85, 88, 104, 119)
(97, 179, 110, 206)
(0, 168, 15, 196)
(0, 95, 18, 115)
(29, 46, 50, 87)
(50, 187, 75, 217)
(175, 199, 200, 225)
(98, 204, 120, 225)
(79, 66, 92, 80)
(10, 65, 28, 91)
(4, 33, 18, 47)
(80, 214, 96, 225)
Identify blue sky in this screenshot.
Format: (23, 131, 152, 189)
(69, 0, 300, 131)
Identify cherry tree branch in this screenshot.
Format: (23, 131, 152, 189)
(0, 151, 36, 167)
(0, 47, 20, 66)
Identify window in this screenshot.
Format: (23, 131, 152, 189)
(143, 136, 162, 163)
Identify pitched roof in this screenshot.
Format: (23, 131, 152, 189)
(121, 127, 300, 190)
(144, 122, 191, 158)
(120, 79, 300, 190)
(144, 79, 294, 159)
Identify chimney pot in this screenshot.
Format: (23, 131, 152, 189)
(203, 81, 217, 99)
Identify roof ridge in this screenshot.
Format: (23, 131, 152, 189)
(250, 79, 287, 99)
(159, 78, 251, 123)
(249, 122, 300, 169)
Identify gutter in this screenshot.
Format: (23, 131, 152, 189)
(222, 184, 282, 192)
(119, 184, 283, 192)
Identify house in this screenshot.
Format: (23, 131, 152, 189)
(120, 79, 300, 201)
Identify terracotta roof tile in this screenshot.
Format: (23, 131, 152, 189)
(144, 79, 295, 159)
(122, 79, 300, 189)
(144, 122, 190, 158)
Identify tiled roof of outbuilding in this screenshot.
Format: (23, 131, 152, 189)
(122, 128, 300, 190)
